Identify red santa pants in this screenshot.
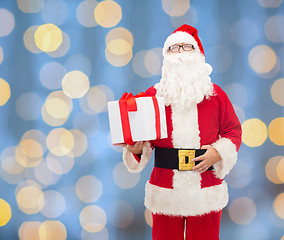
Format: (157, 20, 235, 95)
(152, 210, 222, 240)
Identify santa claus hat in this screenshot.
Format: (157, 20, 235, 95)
(163, 24, 204, 56)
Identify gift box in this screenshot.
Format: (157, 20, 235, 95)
(107, 92, 168, 145)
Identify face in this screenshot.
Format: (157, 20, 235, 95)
(167, 43, 195, 54)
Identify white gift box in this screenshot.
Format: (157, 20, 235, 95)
(108, 96, 168, 144)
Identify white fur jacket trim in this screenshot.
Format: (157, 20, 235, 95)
(122, 142, 153, 173)
(145, 179, 228, 216)
(212, 138, 238, 179)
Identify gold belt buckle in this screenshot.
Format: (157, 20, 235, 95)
(178, 149, 195, 171)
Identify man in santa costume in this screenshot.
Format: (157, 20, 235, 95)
(122, 24, 242, 240)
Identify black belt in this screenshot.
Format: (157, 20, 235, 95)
(154, 147, 213, 171)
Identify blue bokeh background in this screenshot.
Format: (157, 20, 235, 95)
(0, 0, 283, 239)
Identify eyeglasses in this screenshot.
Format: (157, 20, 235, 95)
(168, 44, 195, 52)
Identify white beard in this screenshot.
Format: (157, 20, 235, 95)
(155, 51, 214, 110)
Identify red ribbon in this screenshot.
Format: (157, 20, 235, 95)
(118, 92, 161, 145)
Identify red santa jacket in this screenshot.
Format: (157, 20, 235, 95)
(123, 83, 242, 216)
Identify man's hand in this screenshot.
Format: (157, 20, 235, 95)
(192, 145, 222, 173)
(119, 141, 148, 155)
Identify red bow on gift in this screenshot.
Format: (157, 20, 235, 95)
(119, 92, 161, 145)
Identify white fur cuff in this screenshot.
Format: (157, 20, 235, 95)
(122, 142, 153, 173)
(212, 138, 238, 179)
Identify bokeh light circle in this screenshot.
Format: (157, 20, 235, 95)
(271, 78, 284, 106)
(1, 147, 24, 175)
(19, 221, 41, 240)
(265, 15, 284, 43)
(39, 221, 67, 240)
(99, 85, 115, 102)
(94, 1, 122, 28)
(145, 209, 153, 227)
(0, 199, 12, 226)
(17, 0, 44, 13)
(106, 27, 133, 47)
(273, 193, 284, 219)
(229, 197, 257, 225)
(0, 78, 11, 106)
(277, 157, 284, 183)
(77, 0, 98, 27)
(40, 190, 66, 218)
(46, 128, 74, 156)
(258, 55, 280, 79)
(15, 180, 41, 196)
(44, 90, 73, 115)
(46, 152, 74, 175)
(248, 45, 276, 74)
(265, 156, 284, 184)
(40, 62, 66, 90)
(14, 146, 28, 169)
(132, 50, 155, 78)
(18, 222, 38, 240)
(42, 106, 68, 127)
(47, 31, 70, 58)
(42, 91, 73, 126)
(80, 205, 107, 233)
(62, 71, 90, 99)
(113, 162, 140, 189)
(258, 0, 283, 7)
(107, 201, 134, 228)
(16, 185, 44, 214)
(23, 25, 42, 53)
(16, 130, 46, 168)
(34, 23, 63, 52)
(104, 28, 133, 67)
(107, 39, 132, 56)
(0, 9, 15, 37)
(0, 46, 3, 64)
(105, 47, 133, 67)
(86, 86, 107, 113)
(45, 98, 70, 119)
(268, 118, 284, 145)
(15, 145, 42, 168)
(162, 0, 190, 17)
(80, 85, 114, 115)
(76, 175, 103, 203)
(145, 48, 163, 76)
(34, 161, 61, 186)
(20, 139, 43, 159)
(70, 129, 88, 157)
(242, 118, 267, 147)
(22, 129, 47, 153)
